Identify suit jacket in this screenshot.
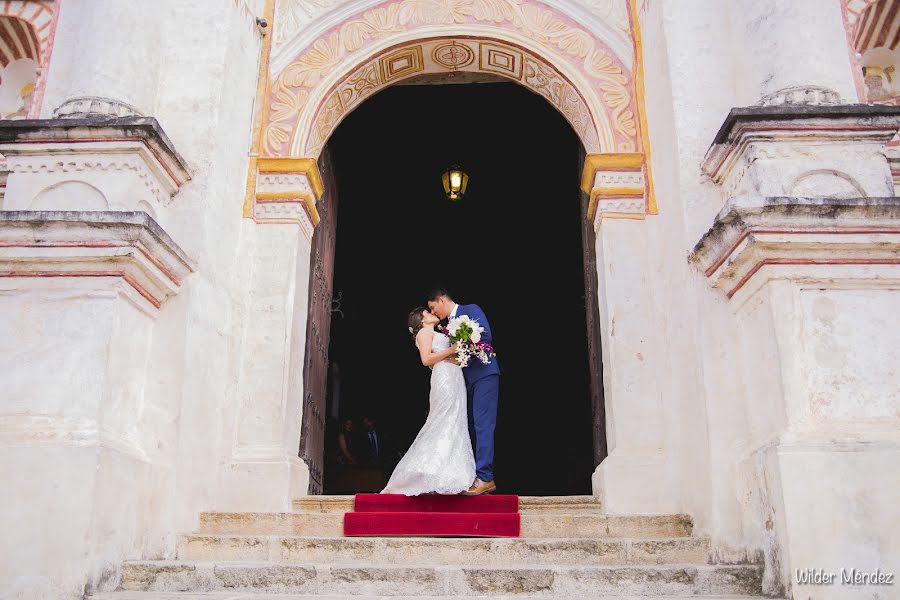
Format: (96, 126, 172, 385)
(451, 303, 501, 384)
(359, 429, 385, 464)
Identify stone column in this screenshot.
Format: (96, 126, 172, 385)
(729, 0, 858, 103)
(40, 0, 166, 118)
(218, 158, 321, 512)
(581, 154, 679, 514)
(0, 118, 193, 599)
(692, 105, 900, 599)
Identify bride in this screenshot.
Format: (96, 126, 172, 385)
(381, 307, 476, 495)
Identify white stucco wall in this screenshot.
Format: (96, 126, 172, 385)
(41, 0, 165, 117)
(0, 282, 166, 598)
(630, 3, 791, 591)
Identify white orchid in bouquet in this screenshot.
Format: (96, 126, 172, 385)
(443, 315, 496, 368)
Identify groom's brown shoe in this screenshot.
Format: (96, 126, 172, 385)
(462, 478, 496, 496)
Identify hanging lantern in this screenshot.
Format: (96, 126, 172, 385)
(442, 165, 469, 201)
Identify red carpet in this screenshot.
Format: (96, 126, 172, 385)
(353, 493, 518, 513)
(344, 494, 520, 537)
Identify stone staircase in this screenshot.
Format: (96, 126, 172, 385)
(92, 496, 769, 599)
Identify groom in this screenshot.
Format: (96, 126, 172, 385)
(427, 288, 500, 495)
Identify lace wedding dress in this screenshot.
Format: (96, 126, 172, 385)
(381, 330, 476, 495)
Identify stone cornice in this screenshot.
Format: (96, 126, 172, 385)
(709, 104, 900, 147)
(703, 105, 900, 184)
(689, 196, 900, 301)
(0, 211, 195, 309)
(0, 117, 192, 191)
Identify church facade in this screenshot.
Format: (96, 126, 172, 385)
(1, 1, 898, 599)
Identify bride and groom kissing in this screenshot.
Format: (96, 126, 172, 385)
(382, 288, 500, 497)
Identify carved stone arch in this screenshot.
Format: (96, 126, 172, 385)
(247, 0, 656, 223)
(262, 1, 643, 157)
(270, 0, 636, 75)
(237, 0, 658, 498)
(295, 33, 611, 158)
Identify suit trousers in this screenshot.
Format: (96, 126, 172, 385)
(466, 373, 500, 482)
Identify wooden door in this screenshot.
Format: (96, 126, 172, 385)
(299, 148, 338, 494)
(579, 152, 608, 468)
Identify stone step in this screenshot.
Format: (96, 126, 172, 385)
(118, 562, 764, 596)
(179, 535, 711, 566)
(199, 512, 692, 539)
(517, 496, 604, 514)
(95, 593, 774, 600)
(291, 495, 605, 514)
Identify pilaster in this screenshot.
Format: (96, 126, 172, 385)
(590, 218, 678, 513)
(221, 157, 321, 512)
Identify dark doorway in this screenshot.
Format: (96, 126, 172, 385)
(320, 81, 600, 495)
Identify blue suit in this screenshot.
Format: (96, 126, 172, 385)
(454, 303, 500, 482)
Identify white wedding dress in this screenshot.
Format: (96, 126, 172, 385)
(381, 330, 476, 495)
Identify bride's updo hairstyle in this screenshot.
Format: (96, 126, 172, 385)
(407, 307, 427, 341)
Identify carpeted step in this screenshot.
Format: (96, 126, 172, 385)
(343, 511, 520, 537)
(353, 493, 519, 513)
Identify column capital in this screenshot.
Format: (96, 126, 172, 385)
(580, 153, 648, 229)
(246, 157, 322, 239)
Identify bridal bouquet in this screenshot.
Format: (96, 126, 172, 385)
(444, 315, 496, 368)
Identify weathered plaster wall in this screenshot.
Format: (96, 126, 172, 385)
(634, 2, 898, 598)
(0, 1, 265, 598)
(630, 3, 789, 590)
(158, 1, 263, 537)
(0, 282, 163, 598)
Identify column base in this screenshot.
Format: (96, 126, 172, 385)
(777, 430, 900, 600)
(218, 453, 310, 512)
(592, 450, 679, 515)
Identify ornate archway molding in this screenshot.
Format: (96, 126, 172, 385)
(294, 33, 611, 157)
(244, 0, 656, 229)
